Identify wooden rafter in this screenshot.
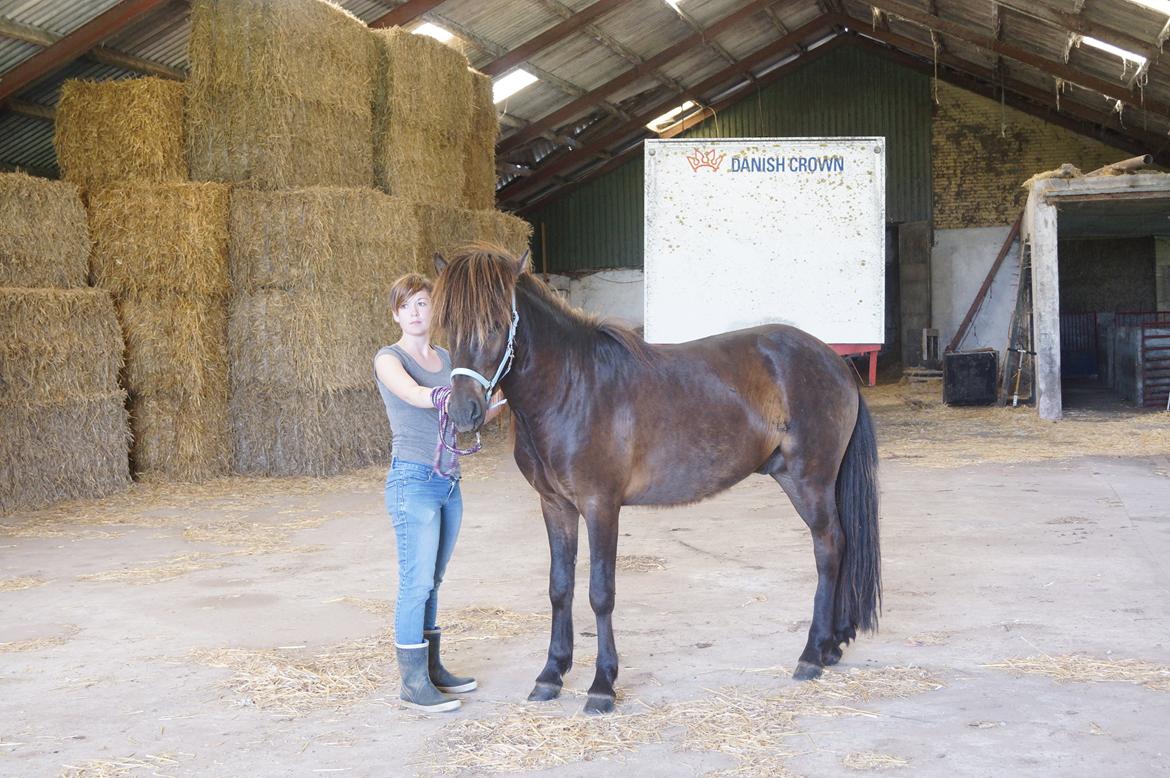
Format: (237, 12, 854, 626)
(994, 0, 1159, 63)
(516, 35, 850, 215)
(0, 0, 169, 103)
(846, 22, 1169, 161)
(0, 16, 185, 81)
(481, 0, 626, 77)
(865, 0, 1170, 117)
(369, 0, 448, 29)
(503, 15, 835, 206)
(498, 0, 794, 154)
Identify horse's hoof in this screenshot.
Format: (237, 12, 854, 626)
(822, 645, 843, 666)
(584, 694, 615, 715)
(793, 661, 824, 681)
(527, 682, 562, 702)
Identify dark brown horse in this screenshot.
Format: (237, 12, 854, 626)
(432, 244, 880, 714)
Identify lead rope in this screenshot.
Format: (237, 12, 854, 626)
(429, 385, 482, 478)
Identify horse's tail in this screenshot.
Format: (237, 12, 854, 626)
(834, 393, 882, 636)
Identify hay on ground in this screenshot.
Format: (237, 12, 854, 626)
(228, 188, 418, 294)
(54, 77, 185, 191)
(0, 289, 123, 403)
(425, 666, 943, 776)
(60, 753, 181, 778)
(462, 69, 497, 210)
(191, 627, 396, 715)
(0, 172, 89, 288)
(373, 28, 472, 205)
(88, 183, 230, 298)
(0, 576, 48, 592)
(186, 0, 375, 189)
(843, 752, 909, 770)
(441, 606, 546, 641)
(986, 654, 1170, 693)
(615, 554, 667, 572)
(78, 552, 224, 584)
(182, 515, 328, 554)
(866, 381, 1170, 467)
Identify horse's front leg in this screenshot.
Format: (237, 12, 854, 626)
(582, 502, 620, 714)
(528, 496, 579, 702)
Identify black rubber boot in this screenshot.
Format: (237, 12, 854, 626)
(424, 629, 477, 693)
(396, 642, 461, 712)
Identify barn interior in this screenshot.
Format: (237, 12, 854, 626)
(2, 1, 1170, 775)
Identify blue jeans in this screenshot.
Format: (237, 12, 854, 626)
(386, 458, 463, 645)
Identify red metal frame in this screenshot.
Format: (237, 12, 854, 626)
(831, 344, 880, 387)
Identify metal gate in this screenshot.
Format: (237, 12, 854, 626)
(1141, 322, 1170, 408)
(1060, 312, 1098, 377)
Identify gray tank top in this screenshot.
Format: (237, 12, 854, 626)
(373, 344, 456, 474)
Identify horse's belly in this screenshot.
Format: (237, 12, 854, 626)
(623, 457, 757, 507)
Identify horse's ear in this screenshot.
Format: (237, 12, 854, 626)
(514, 249, 531, 277)
(433, 253, 448, 274)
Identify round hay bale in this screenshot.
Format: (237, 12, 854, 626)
(0, 172, 89, 288)
(54, 77, 186, 192)
(186, 0, 375, 189)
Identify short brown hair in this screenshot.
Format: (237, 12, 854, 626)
(389, 273, 433, 312)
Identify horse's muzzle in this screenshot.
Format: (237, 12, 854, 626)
(448, 392, 485, 433)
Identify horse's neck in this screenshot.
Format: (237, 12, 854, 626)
(503, 285, 597, 417)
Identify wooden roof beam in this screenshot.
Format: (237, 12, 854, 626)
(498, 0, 796, 154)
(516, 35, 850, 215)
(0, 0, 169, 103)
(846, 23, 1169, 162)
(503, 15, 835, 206)
(864, 0, 1169, 118)
(993, 0, 1160, 64)
(369, 0, 448, 29)
(7, 98, 54, 121)
(0, 16, 185, 81)
(482, 0, 627, 77)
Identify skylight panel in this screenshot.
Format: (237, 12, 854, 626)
(493, 69, 539, 104)
(646, 100, 697, 132)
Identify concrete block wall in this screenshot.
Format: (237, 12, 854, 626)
(932, 82, 1130, 229)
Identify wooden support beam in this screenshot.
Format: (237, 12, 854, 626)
(369, 0, 447, 29)
(947, 213, 1022, 353)
(499, 0, 793, 154)
(0, 16, 185, 80)
(7, 98, 55, 121)
(515, 32, 848, 213)
(865, 0, 1170, 117)
(482, 0, 626, 77)
(502, 15, 834, 205)
(0, 0, 169, 103)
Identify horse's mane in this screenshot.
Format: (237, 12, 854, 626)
(432, 242, 651, 363)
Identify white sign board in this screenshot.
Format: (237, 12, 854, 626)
(644, 137, 886, 345)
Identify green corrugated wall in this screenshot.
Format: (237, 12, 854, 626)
(527, 45, 932, 273)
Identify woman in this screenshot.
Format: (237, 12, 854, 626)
(374, 272, 499, 713)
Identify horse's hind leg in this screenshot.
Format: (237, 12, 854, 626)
(528, 497, 579, 702)
(772, 471, 844, 681)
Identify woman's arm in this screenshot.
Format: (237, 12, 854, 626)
(375, 353, 435, 409)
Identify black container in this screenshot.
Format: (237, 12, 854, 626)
(943, 350, 998, 406)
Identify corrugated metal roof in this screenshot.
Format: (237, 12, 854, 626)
(0, 0, 1166, 197)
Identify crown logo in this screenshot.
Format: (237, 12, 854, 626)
(685, 148, 726, 172)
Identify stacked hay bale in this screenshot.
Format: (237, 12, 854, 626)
(186, 0, 375, 189)
(462, 70, 498, 211)
(228, 189, 417, 475)
(53, 77, 186, 193)
(88, 184, 232, 481)
(372, 28, 531, 261)
(0, 173, 130, 513)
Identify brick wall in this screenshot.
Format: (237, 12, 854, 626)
(932, 82, 1131, 229)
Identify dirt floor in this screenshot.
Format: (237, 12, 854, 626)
(3, 382, 1170, 777)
